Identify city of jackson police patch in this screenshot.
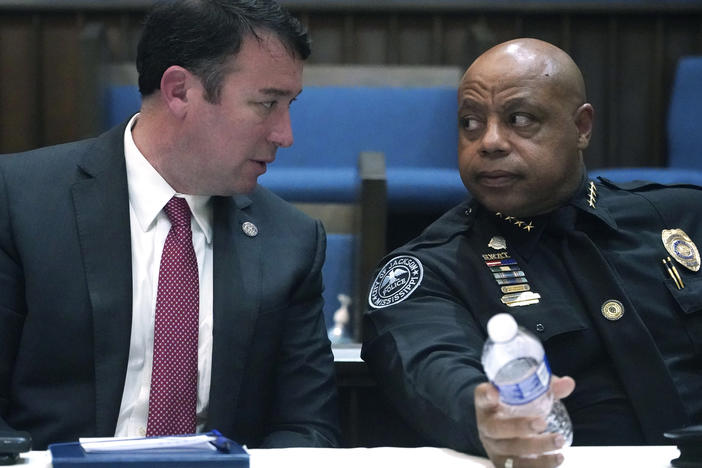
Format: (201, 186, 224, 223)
(368, 255, 424, 309)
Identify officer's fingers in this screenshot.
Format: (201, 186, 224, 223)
(494, 453, 565, 468)
(478, 413, 547, 440)
(482, 431, 567, 457)
(551, 376, 575, 399)
(474, 382, 500, 411)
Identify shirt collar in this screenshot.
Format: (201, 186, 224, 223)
(124, 113, 213, 243)
(481, 175, 619, 262)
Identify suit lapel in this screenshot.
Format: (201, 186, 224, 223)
(71, 124, 133, 436)
(207, 194, 261, 430)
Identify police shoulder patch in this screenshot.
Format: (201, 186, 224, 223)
(368, 255, 424, 309)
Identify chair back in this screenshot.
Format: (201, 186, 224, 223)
(667, 56, 702, 170)
(259, 85, 460, 207)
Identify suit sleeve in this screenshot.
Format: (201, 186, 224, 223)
(261, 219, 341, 447)
(0, 164, 25, 433)
(361, 254, 488, 455)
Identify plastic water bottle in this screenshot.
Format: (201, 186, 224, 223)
(481, 313, 573, 447)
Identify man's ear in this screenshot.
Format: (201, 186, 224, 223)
(160, 65, 192, 118)
(574, 103, 594, 150)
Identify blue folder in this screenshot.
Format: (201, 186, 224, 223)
(49, 439, 249, 467)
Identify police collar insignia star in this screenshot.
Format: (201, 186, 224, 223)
(495, 213, 534, 232)
(483, 236, 540, 307)
(587, 180, 597, 208)
(662, 228, 700, 272)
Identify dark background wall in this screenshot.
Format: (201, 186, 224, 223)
(1, 0, 701, 170)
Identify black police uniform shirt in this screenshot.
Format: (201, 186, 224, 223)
(362, 176, 702, 455)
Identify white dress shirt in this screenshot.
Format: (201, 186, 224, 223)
(114, 113, 214, 437)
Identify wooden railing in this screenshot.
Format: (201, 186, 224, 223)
(1, 0, 701, 170)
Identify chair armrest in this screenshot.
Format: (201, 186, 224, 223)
(356, 151, 387, 339)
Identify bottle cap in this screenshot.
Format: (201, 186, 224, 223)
(487, 313, 518, 342)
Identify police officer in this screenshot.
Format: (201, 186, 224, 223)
(362, 38, 701, 468)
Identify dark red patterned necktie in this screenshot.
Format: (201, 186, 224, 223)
(146, 196, 199, 436)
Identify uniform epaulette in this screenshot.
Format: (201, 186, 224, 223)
(594, 176, 702, 192)
(404, 198, 474, 250)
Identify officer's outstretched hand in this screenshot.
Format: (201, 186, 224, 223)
(474, 376, 575, 468)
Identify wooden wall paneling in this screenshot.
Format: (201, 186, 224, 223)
(456, 14, 521, 64)
(40, 13, 82, 147)
(387, 14, 400, 64)
(441, 15, 475, 69)
(0, 4, 700, 164)
(520, 14, 566, 48)
(607, 15, 619, 167)
(513, 14, 525, 39)
(664, 17, 702, 83)
(431, 14, 444, 65)
(651, 16, 666, 166)
(77, 20, 105, 139)
(561, 14, 573, 53)
(0, 14, 42, 153)
(305, 14, 345, 63)
(616, 16, 658, 167)
(488, 14, 523, 50)
(353, 14, 389, 64)
(100, 11, 134, 62)
(396, 14, 435, 64)
(571, 15, 610, 170)
(342, 14, 354, 63)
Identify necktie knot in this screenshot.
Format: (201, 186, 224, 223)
(164, 197, 192, 228)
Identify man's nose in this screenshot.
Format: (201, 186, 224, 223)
(269, 110, 294, 148)
(480, 118, 509, 155)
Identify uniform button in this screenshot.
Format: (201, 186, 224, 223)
(535, 323, 545, 333)
(464, 208, 472, 216)
(601, 299, 624, 321)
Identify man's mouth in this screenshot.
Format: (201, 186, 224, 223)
(477, 171, 518, 187)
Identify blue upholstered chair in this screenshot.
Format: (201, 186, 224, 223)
(258, 77, 463, 338)
(260, 85, 464, 212)
(104, 84, 141, 128)
(589, 56, 702, 185)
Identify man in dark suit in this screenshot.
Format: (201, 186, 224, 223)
(0, 0, 340, 450)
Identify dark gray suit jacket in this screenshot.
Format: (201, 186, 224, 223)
(0, 122, 340, 450)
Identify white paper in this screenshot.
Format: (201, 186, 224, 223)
(79, 434, 218, 453)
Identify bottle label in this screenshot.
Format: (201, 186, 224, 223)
(494, 358, 551, 406)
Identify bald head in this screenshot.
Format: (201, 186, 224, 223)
(464, 38, 586, 108)
(456, 38, 594, 217)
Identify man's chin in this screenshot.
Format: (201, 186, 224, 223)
(230, 182, 258, 196)
(478, 197, 530, 218)
(208, 179, 259, 197)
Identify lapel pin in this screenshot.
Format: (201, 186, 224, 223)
(242, 221, 258, 237)
(601, 299, 624, 321)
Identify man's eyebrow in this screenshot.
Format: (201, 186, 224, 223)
(458, 98, 483, 112)
(258, 87, 295, 97)
(501, 96, 542, 113)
